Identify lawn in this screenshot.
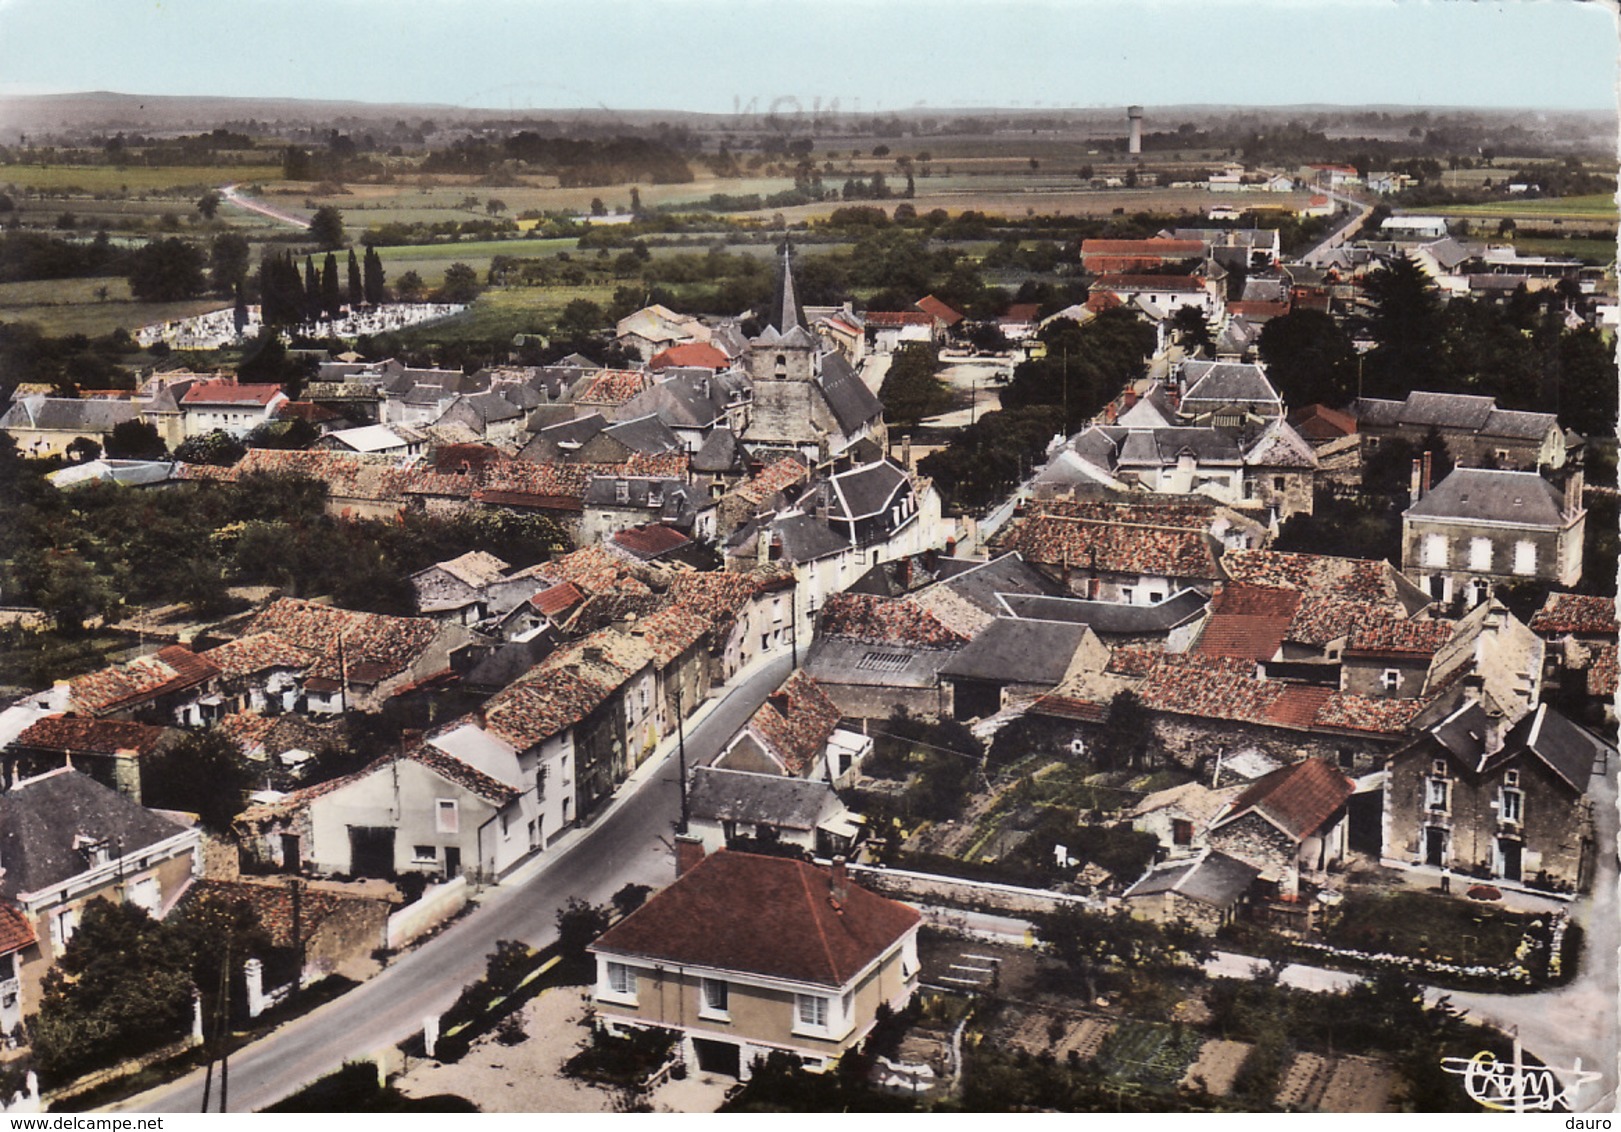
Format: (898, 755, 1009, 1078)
(1322, 890, 1527, 966)
(387, 285, 615, 345)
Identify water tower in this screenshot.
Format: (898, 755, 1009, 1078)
(1127, 106, 1144, 155)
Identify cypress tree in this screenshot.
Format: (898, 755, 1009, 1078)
(363, 245, 386, 305)
(322, 252, 342, 321)
(303, 256, 321, 322)
(347, 248, 363, 309)
(233, 282, 250, 335)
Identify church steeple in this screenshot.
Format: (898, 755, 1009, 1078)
(769, 238, 805, 333)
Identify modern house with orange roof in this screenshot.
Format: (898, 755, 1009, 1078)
(177, 380, 288, 439)
(589, 846, 921, 1078)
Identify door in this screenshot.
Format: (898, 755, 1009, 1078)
(693, 1038, 742, 1078)
(444, 846, 462, 879)
(1424, 826, 1447, 867)
(280, 834, 301, 873)
(1496, 837, 1522, 882)
(348, 826, 396, 878)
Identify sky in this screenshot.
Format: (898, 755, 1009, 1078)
(0, 0, 1614, 114)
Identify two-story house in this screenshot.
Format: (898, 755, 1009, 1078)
(589, 847, 920, 1078)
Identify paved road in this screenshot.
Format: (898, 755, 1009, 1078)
(113, 651, 794, 1114)
(220, 183, 309, 230)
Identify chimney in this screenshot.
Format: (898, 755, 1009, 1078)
(755, 529, 771, 565)
(830, 855, 849, 906)
(1565, 467, 1585, 517)
(1410, 457, 1424, 502)
(1421, 450, 1433, 494)
(675, 834, 706, 879)
(902, 434, 913, 472)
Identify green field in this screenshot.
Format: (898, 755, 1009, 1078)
(0, 163, 285, 195)
(0, 276, 227, 337)
(1505, 236, 1615, 263)
(387, 285, 618, 345)
(1434, 193, 1616, 220)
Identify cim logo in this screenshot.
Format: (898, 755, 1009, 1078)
(1440, 1049, 1603, 1113)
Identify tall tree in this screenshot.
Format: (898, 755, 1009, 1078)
(126, 238, 206, 302)
(347, 248, 363, 309)
(321, 252, 342, 321)
(1257, 308, 1358, 408)
(303, 256, 321, 322)
(209, 232, 250, 294)
(363, 245, 386, 305)
(142, 729, 253, 832)
(307, 205, 345, 250)
(1363, 254, 1444, 397)
(233, 282, 250, 336)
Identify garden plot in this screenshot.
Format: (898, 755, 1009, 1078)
(1179, 1039, 1252, 1098)
(1315, 1055, 1398, 1113)
(1095, 1020, 1204, 1087)
(1273, 1051, 1330, 1110)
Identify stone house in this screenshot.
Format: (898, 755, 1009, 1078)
(0, 396, 139, 459)
(941, 618, 1108, 721)
(686, 767, 858, 858)
(713, 672, 871, 787)
(1383, 702, 1605, 892)
(1206, 757, 1354, 898)
(1353, 391, 1567, 471)
(0, 768, 201, 1023)
(1402, 467, 1586, 607)
(590, 848, 920, 1078)
(6, 715, 176, 802)
(1122, 850, 1261, 932)
(1129, 780, 1241, 861)
(803, 592, 967, 720)
(410, 551, 513, 624)
(64, 645, 223, 726)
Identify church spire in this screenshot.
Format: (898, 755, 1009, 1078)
(769, 238, 805, 333)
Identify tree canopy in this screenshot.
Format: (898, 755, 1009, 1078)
(126, 238, 206, 302)
(308, 206, 346, 250)
(877, 342, 952, 429)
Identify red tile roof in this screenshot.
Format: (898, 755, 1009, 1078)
(68, 646, 221, 716)
(14, 715, 169, 757)
(0, 905, 36, 955)
(1133, 652, 1418, 736)
(181, 380, 284, 406)
(242, 599, 439, 686)
(200, 632, 315, 679)
(1345, 616, 1456, 657)
(1000, 303, 1042, 323)
(1195, 585, 1301, 660)
(747, 672, 843, 775)
(1529, 593, 1619, 638)
(1588, 644, 1617, 697)
(1213, 757, 1353, 842)
(1264, 685, 1335, 728)
(591, 850, 920, 988)
(1288, 404, 1357, 441)
(610, 523, 691, 559)
(531, 581, 586, 617)
(993, 510, 1221, 581)
(630, 604, 713, 668)
(649, 343, 729, 371)
(574, 368, 651, 406)
(1029, 694, 1108, 722)
(914, 295, 964, 327)
(543, 545, 653, 597)
(863, 311, 935, 328)
(736, 456, 811, 506)
(818, 593, 969, 649)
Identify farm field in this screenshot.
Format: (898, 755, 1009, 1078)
(387, 285, 615, 346)
(1504, 236, 1614, 263)
(0, 162, 284, 195)
(0, 275, 229, 337)
(1431, 192, 1616, 220)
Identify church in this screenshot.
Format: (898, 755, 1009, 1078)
(741, 243, 887, 464)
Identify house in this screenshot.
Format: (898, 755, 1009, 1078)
(64, 645, 222, 726)
(577, 474, 717, 546)
(713, 672, 870, 786)
(410, 551, 513, 624)
(1206, 757, 1354, 899)
(686, 766, 858, 858)
(1122, 849, 1260, 932)
(0, 396, 140, 459)
(1080, 239, 1206, 276)
(1402, 467, 1586, 607)
(1383, 702, 1606, 892)
(666, 565, 797, 685)
(1088, 274, 1224, 322)
(1379, 216, 1450, 240)
(234, 735, 529, 882)
(6, 715, 175, 801)
(1352, 391, 1567, 472)
(0, 768, 201, 1024)
(177, 380, 289, 439)
(1528, 592, 1618, 722)
(805, 591, 968, 719)
(615, 304, 712, 362)
(862, 311, 936, 354)
(1129, 780, 1241, 861)
(940, 617, 1108, 720)
(589, 847, 921, 1078)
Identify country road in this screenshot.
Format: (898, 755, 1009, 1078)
(220, 183, 310, 231)
(111, 651, 795, 1114)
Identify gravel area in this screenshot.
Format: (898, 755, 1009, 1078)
(393, 986, 733, 1112)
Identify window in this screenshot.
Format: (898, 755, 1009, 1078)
(1172, 819, 1194, 846)
(1469, 537, 1493, 572)
(126, 876, 160, 915)
(1381, 668, 1402, 691)
(796, 994, 829, 1030)
(499, 812, 511, 841)
(413, 845, 438, 864)
(1500, 788, 1524, 824)
(605, 961, 637, 1000)
(1273, 476, 1287, 492)
(436, 799, 459, 834)
(614, 480, 630, 504)
(1433, 759, 1448, 777)
(1513, 540, 1536, 576)
(1421, 533, 1448, 568)
(50, 907, 78, 949)
(1504, 769, 1520, 788)
(1427, 778, 1449, 811)
(701, 978, 730, 1019)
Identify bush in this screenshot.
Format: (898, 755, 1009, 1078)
(563, 1025, 678, 1087)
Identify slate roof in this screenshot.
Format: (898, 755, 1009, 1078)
(1354, 392, 1557, 441)
(590, 850, 920, 989)
(1406, 468, 1569, 527)
(940, 618, 1090, 686)
(1123, 850, 1260, 907)
(0, 768, 192, 900)
(602, 414, 684, 455)
(1211, 758, 1353, 842)
(1178, 362, 1282, 411)
(14, 716, 170, 757)
(687, 767, 840, 830)
(827, 460, 910, 522)
(0, 395, 138, 432)
(1529, 592, 1618, 637)
(1491, 704, 1607, 794)
(998, 590, 1207, 633)
(803, 636, 957, 691)
(817, 351, 885, 436)
(691, 427, 744, 473)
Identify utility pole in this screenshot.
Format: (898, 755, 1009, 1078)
(674, 681, 689, 834)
